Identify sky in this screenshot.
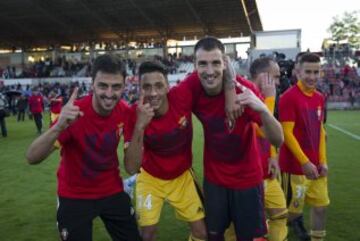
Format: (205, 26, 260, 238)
(256, 0, 360, 51)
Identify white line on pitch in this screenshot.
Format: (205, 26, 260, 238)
(328, 124, 360, 141)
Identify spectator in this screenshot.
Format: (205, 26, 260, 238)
(0, 92, 8, 137)
(17, 95, 27, 122)
(28, 87, 44, 134)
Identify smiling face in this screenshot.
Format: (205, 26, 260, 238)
(140, 71, 169, 116)
(91, 71, 124, 116)
(195, 48, 225, 95)
(298, 62, 321, 90)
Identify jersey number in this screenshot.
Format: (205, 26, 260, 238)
(138, 194, 152, 210)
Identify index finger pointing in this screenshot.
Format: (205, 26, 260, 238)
(68, 87, 79, 104)
(138, 90, 145, 106)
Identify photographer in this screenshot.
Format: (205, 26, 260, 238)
(273, 57, 294, 120)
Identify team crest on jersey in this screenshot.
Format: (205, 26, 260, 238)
(60, 228, 69, 240)
(117, 122, 124, 136)
(178, 116, 188, 129)
(317, 106, 322, 121)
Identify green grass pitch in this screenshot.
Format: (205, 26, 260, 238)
(0, 110, 359, 240)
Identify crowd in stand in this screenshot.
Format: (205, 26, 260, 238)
(0, 57, 139, 79)
(0, 54, 196, 79)
(0, 57, 90, 79)
(317, 63, 360, 104)
(1, 54, 360, 106)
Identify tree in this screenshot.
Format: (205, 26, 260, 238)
(328, 11, 360, 49)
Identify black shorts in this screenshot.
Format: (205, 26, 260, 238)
(57, 192, 141, 241)
(204, 179, 267, 241)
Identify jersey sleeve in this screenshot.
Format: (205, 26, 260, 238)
(282, 122, 310, 165)
(123, 104, 137, 149)
(270, 146, 277, 158)
(170, 72, 202, 113)
(279, 93, 295, 122)
(254, 99, 277, 159)
(264, 96, 275, 115)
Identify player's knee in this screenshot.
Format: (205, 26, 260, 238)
(190, 221, 207, 240)
(141, 232, 155, 241)
(141, 226, 157, 241)
(312, 206, 326, 216)
(191, 228, 207, 240)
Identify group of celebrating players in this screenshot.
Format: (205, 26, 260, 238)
(26, 36, 329, 241)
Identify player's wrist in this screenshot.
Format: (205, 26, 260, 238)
(135, 122, 146, 132)
(51, 123, 64, 134)
(300, 159, 310, 166)
(224, 79, 236, 90)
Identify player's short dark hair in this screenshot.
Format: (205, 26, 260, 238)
(194, 36, 225, 54)
(91, 54, 126, 81)
(138, 61, 168, 81)
(295, 52, 307, 63)
(299, 53, 320, 65)
(249, 57, 276, 79)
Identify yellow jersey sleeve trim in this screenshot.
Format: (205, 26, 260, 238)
(282, 121, 309, 165)
(270, 145, 277, 158)
(254, 123, 265, 138)
(253, 97, 275, 138)
(319, 124, 327, 164)
(264, 96, 275, 114)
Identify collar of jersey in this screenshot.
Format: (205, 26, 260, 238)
(297, 80, 315, 97)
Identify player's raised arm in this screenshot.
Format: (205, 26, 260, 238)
(26, 88, 82, 164)
(236, 82, 284, 147)
(223, 55, 243, 124)
(124, 92, 154, 175)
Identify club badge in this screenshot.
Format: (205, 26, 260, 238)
(317, 106, 322, 121)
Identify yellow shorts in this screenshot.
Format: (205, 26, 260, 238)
(282, 173, 330, 214)
(50, 112, 59, 124)
(264, 178, 286, 209)
(135, 168, 205, 226)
